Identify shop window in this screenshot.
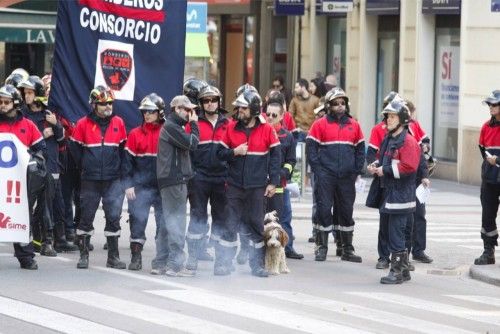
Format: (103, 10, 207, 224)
(327, 17, 346, 89)
(375, 16, 399, 121)
(432, 16, 460, 161)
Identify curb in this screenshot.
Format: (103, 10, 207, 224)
(469, 265, 500, 287)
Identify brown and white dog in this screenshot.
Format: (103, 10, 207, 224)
(263, 211, 290, 275)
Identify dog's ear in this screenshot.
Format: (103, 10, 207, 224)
(264, 210, 279, 224)
(279, 228, 289, 247)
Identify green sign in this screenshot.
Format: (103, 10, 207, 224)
(0, 28, 55, 44)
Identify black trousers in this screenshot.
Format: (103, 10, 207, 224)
(77, 179, 124, 236)
(187, 177, 227, 242)
(60, 168, 81, 231)
(128, 186, 164, 244)
(480, 181, 500, 246)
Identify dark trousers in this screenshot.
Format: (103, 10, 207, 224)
(266, 191, 284, 222)
(128, 186, 164, 244)
(316, 174, 356, 232)
(187, 178, 227, 242)
(46, 176, 66, 234)
(280, 189, 294, 252)
(77, 179, 124, 236)
(226, 185, 265, 266)
(480, 181, 500, 246)
(30, 174, 52, 244)
(61, 168, 81, 231)
(13, 242, 35, 264)
(410, 199, 427, 255)
(379, 212, 414, 258)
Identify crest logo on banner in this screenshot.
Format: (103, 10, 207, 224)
(0, 133, 30, 243)
(49, 0, 188, 129)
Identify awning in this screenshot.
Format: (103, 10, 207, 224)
(185, 33, 211, 58)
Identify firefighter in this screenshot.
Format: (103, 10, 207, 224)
(70, 85, 127, 269)
(306, 87, 365, 263)
(123, 93, 166, 271)
(474, 90, 500, 265)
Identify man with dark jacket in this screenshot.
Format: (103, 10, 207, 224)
(156, 95, 199, 277)
(306, 87, 365, 263)
(367, 99, 421, 284)
(70, 85, 127, 270)
(217, 90, 281, 277)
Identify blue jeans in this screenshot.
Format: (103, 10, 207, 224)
(281, 189, 294, 253)
(128, 186, 164, 245)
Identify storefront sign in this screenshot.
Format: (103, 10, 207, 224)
(315, 0, 353, 14)
(436, 46, 460, 129)
(492, 0, 500, 12)
(274, 0, 305, 16)
(186, 2, 207, 33)
(0, 28, 55, 44)
(366, 0, 400, 15)
(422, 0, 461, 15)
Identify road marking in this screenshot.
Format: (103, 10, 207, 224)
(348, 292, 500, 327)
(0, 253, 12, 257)
(427, 232, 475, 237)
(427, 227, 477, 231)
(45, 291, 251, 334)
(249, 290, 475, 334)
(447, 295, 500, 308)
(146, 290, 373, 334)
(428, 238, 481, 243)
(0, 295, 129, 334)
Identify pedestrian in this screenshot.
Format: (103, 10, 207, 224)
(0, 84, 44, 270)
(184, 85, 231, 275)
(306, 87, 364, 263)
(123, 93, 166, 271)
(70, 85, 127, 269)
(217, 90, 281, 277)
(367, 99, 421, 284)
(271, 75, 293, 107)
(474, 90, 500, 265)
(156, 95, 199, 277)
(309, 77, 327, 99)
(289, 78, 320, 142)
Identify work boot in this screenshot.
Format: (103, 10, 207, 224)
(198, 236, 214, 261)
(236, 234, 249, 265)
(185, 239, 201, 271)
(474, 245, 495, 265)
(106, 236, 126, 269)
(40, 242, 57, 257)
(128, 242, 143, 271)
(308, 228, 317, 243)
(314, 231, 329, 261)
(103, 242, 108, 250)
(77, 235, 90, 269)
(20, 259, 38, 270)
(376, 257, 390, 269)
(401, 251, 411, 282)
(65, 228, 76, 243)
(54, 223, 78, 252)
(340, 231, 362, 263)
(412, 252, 433, 263)
(214, 242, 235, 276)
(249, 246, 268, 278)
(335, 232, 343, 257)
(380, 251, 405, 284)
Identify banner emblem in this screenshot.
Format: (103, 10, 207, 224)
(101, 49, 133, 91)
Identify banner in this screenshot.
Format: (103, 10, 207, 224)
(436, 46, 460, 129)
(274, 0, 305, 16)
(49, 0, 188, 130)
(0, 134, 30, 243)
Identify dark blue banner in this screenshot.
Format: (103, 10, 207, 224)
(49, 0, 187, 130)
(366, 0, 400, 15)
(274, 0, 305, 16)
(422, 0, 460, 15)
(493, 0, 500, 12)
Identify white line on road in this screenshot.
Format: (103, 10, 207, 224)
(428, 238, 481, 243)
(45, 291, 251, 334)
(427, 227, 477, 231)
(447, 295, 500, 308)
(0, 295, 129, 334)
(249, 290, 475, 334)
(0, 253, 12, 257)
(348, 292, 500, 327)
(146, 290, 374, 334)
(427, 232, 476, 237)
(457, 245, 484, 250)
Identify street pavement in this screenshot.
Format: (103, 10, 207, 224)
(0, 178, 499, 333)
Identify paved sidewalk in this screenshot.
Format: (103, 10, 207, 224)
(292, 177, 500, 287)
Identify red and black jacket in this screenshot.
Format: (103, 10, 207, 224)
(70, 113, 127, 181)
(274, 123, 296, 187)
(217, 118, 281, 189)
(123, 122, 162, 189)
(479, 119, 500, 184)
(185, 114, 229, 183)
(306, 114, 365, 179)
(378, 129, 421, 214)
(0, 112, 45, 153)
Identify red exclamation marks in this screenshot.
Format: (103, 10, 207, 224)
(6, 180, 12, 203)
(15, 181, 20, 203)
(6, 180, 20, 204)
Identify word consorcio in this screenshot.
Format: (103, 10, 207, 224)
(79, 6, 162, 45)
